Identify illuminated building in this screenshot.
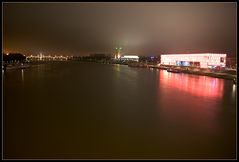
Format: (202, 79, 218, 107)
(160, 53, 227, 68)
(120, 55, 139, 62)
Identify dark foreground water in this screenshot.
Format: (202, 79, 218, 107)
(3, 61, 236, 159)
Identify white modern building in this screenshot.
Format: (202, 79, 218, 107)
(120, 55, 139, 62)
(161, 53, 227, 68)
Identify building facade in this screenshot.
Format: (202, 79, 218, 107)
(120, 55, 139, 62)
(161, 53, 227, 68)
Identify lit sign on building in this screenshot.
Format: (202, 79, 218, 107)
(160, 53, 227, 68)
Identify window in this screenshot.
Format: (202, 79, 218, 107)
(220, 57, 224, 63)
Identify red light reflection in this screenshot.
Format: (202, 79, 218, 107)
(159, 70, 224, 99)
(156, 70, 226, 138)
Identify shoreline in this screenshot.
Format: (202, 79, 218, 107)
(147, 65, 236, 80)
(80, 61, 237, 81)
(2, 60, 237, 81)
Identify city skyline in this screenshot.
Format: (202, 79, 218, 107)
(3, 2, 237, 57)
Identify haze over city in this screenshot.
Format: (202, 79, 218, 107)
(3, 2, 236, 56)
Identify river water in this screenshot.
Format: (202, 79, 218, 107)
(3, 61, 237, 159)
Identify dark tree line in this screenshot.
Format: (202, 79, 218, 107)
(3, 53, 26, 63)
(139, 56, 160, 64)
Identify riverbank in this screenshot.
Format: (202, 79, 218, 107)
(74, 60, 237, 80)
(147, 65, 237, 80)
(3, 60, 236, 81)
(2, 61, 66, 71)
(2, 63, 31, 70)
(180, 69, 236, 80)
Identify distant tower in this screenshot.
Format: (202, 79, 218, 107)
(115, 47, 122, 59)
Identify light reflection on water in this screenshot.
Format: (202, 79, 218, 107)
(232, 84, 236, 95)
(21, 69, 24, 82)
(156, 69, 236, 159)
(157, 70, 223, 126)
(159, 70, 224, 98)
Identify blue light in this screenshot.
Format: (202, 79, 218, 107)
(176, 61, 190, 66)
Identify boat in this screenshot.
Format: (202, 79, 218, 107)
(167, 68, 181, 73)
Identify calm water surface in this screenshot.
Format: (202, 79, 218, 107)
(3, 62, 236, 159)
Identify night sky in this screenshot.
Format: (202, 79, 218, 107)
(3, 2, 237, 57)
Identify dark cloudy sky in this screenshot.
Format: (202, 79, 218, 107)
(3, 2, 237, 56)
